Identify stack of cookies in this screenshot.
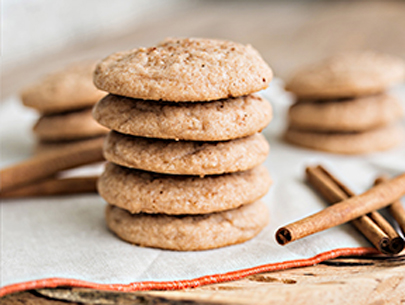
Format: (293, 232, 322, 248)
(93, 38, 274, 251)
(284, 52, 405, 154)
(21, 62, 109, 153)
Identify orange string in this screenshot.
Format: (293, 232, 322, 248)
(0, 247, 378, 297)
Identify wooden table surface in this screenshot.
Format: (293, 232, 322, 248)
(3, 256, 405, 304)
(2, 1, 405, 303)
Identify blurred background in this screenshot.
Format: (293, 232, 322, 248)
(2, 0, 405, 100)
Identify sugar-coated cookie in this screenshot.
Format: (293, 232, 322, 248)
(286, 52, 405, 99)
(105, 200, 269, 251)
(22, 62, 106, 114)
(98, 162, 271, 214)
(103, 131, 269, 176)
(94, 38, 272, 102)
(34, 108, 109, 141)
(285, 124, 404, 154)
(93, 94, 272, 141)
(288, 94, 403, 132)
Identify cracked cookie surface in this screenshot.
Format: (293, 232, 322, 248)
(105, 200, 269, 251)
(94, 38, 272, 102)
(103, 131, 269, 176)
(93, 94, 272, 141)
(98, 162, 272, 214)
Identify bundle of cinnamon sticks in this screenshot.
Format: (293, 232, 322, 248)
(0, 138, 104, 198)
(276, 165, 405, 255)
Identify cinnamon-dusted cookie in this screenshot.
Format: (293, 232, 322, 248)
(93, 94, 272, 141)
(98, 163, 272, 214)
(286, 51, 405, 99)
(34, 108, 109, 141)
(285, 124, 404, 154)
(94, 38, 272, 102)
(22, 61, 106, 114)
(288, 94, 403, 132)
(105, 200, 269, 251)
(104, 131, 269, 176)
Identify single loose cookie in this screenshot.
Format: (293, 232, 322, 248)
(288, 94, 403, 132)
(22, 61, 106, 114)
(286, 51, 405, 99)
(104, 131, 269, 176)
(98, 162, 272, 214)
(285, 124, 404, 154)
(93, 94, 272, 141)
(34, 108, 109, 141)
(94, 38, 272, 102)
(105, 200, 269, 251)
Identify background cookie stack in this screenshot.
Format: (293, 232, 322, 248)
(93, 38, 273, 251)
(284, 52, 405, 154)
(21, 62, 109, 154)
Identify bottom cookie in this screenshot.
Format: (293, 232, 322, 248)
(106, 201, 269, 251)
(285, 124, 404, 154)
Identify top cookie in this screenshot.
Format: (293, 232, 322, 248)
(286, 51, 405, 99)
(93, 38, 273, 102)
(22, 61, 106, 114)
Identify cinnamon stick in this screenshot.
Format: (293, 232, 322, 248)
(296, 166, 403, 254)
(375, 177, 405, 236)
(315, 167, 404, 253)
(0, 137, 104, 192)
(0, 176, 98, 198)
(276, 166, 405, 250)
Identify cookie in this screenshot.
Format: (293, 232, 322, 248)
(93, 94, 272, 141)
(94, 38, 272, 102)
(284, 124, 404, 154)
(288, 94, 403, 132)
(21, 61, 106, 114)
(33, 108, 109, 141)
(103, 131, 269, 176)
(98, 162, 271, 214)
(35, 136, 106, 155)
(105, 200, 269, 251)
(286, 51, 405, 99)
